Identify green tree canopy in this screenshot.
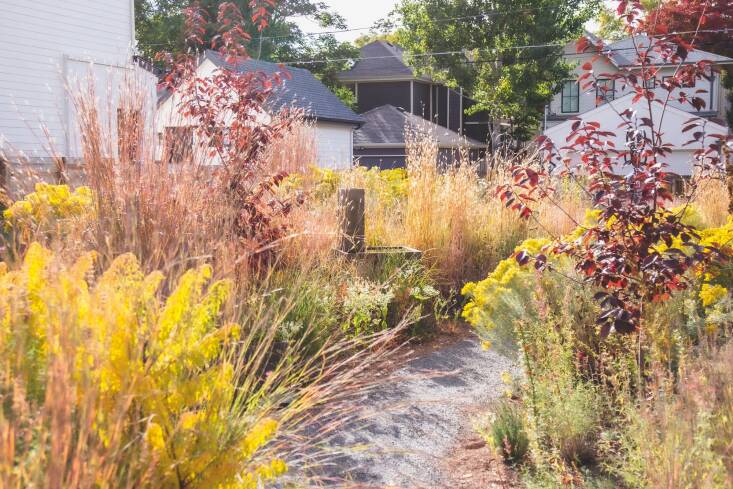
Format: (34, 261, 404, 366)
(135, 0, 358, 101)
(592, 0, 661, 41)
(136, 0, 345, 59)
(353, 32, 402, 48)
(394, 0, 599, 141)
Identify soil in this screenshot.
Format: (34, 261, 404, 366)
(440, 421, 520, 488)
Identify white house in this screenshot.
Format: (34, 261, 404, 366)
(544, 93, 729, 176)
(0, 0, 157, 197)
(546, 34, 733, 128)
(543, 34, 732, 175)
(157, 50, 364, 170)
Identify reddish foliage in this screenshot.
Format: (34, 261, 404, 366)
(646, 0, 733, 57)
(500, 0, 733, 337)
(157, 1, 302, 270)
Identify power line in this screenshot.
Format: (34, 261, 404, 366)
(143, 5, 574, 46)
(257, 6, 561, 41)
(280, 29, 732, 66)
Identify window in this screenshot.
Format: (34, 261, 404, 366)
(667, 175, 686, 196)
(644, 76, 656, 89)
(220, 127, 232, 150)
(595, 78, 615, 105)
(561, 80, 579, 113)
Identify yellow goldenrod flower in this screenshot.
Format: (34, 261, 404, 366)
(700, 284, 728, 308)
(146, 423, 166, 452)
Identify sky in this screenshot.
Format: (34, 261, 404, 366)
(293, 0, 400, 42)
(294, 1, 603, 44)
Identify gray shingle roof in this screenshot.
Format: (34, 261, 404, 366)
(605, 35, 733, 67)
(354, 104, 487, 148)
(337, 41, 426, 82)
(205, 50, 364, 125)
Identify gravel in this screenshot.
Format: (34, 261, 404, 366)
(327, 335, 517, 488)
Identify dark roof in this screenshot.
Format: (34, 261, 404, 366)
(203, 50, 364, 125)
(337, 41, 427, 82)
(134, 55, 164, 77)
(354, 105, 487, 148)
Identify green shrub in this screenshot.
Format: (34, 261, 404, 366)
(277, 279, 340, 346)
(487, 400, 529, 464)
(342, 277, 394, 337)
(354, 255, 448, 337)
(538, 380, 603, 465)
(384, 260, 446, 337)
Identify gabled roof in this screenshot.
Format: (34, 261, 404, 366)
(543, 93, 729, 175)
(354, 104, 487, 149)
(203, 50, 364, 125)
(602, 35, 733, 68)
(336, 41, 429, 82)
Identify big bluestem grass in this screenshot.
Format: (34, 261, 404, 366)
(690, 176, 730, 228)
(67, 75, 226, 276)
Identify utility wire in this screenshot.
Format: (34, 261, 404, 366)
(280, 29, 732, 66)
(256, 5, 560, 41)
(143, 5, 575, 47)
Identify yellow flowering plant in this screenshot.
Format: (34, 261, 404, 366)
(2, 184, 93, 248)
(342, 166, 409, 203)
(0, 244, 287, 488)
(652, 213, 733, 325)
(462, 238, 554, 349)
(3, 183, 93, 229)
(690, 216, 733, 336)
(464, 209, 733, 348)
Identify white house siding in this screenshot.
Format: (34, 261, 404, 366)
(158, 60, 356, 170)
(544, 93, 729, 176)
(548, 41, 728, 126)
(156, 60, 220, 132)
(0, 0, 154, 197)
(315, 122, 354, 170)
(549, 51, 618, 118)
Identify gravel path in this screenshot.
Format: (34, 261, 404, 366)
(329, 335, 517, 488)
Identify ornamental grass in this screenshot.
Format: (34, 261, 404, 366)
(0, 72, 407, 489)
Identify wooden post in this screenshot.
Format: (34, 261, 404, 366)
(338, 188, 366, 254)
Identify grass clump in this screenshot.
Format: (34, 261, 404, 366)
(486, 400, 530, 464)
(538, 380, 603, 466)
(611, 344, 733, 488)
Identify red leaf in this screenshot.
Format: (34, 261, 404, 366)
(576, 36, 590, 54)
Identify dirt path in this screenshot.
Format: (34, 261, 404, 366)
(328, 333, 519, 488)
